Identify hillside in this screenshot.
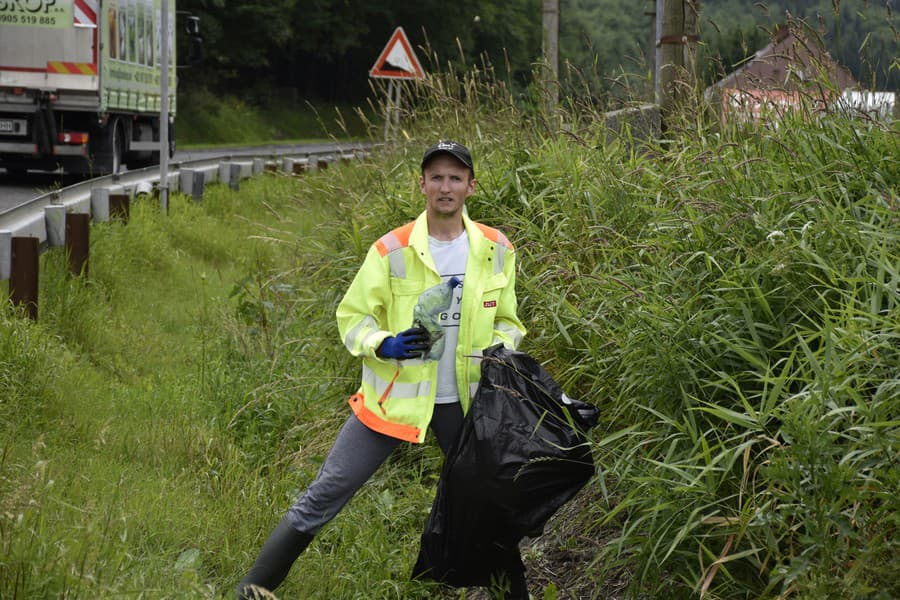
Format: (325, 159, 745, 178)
(2, 68, 898, 598)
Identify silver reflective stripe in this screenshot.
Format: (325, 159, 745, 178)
(467, 351, 483, 400)
(495, 322, 523, 348)
(345, 315, 377, 351)
(388, 250, 406, 278)
(497, 231, 512, 248)
(363, 364, 431, 399)
(385, 379, 429, 399)
(493, 244, 505, 274)
(360, 328, 385, 352)
(380, 231, 403, 253)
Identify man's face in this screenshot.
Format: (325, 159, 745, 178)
(420, 154, 476, 220)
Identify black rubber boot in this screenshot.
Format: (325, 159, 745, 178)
(490, 571, 529, 600)
(490, 550, 529, 600)
(236, 516, 314, 599)
(505, 569, 529, 600)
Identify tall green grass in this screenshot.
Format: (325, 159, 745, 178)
(2, 64, 898, 598)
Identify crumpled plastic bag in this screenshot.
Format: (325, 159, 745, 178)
(412, 277, 460, 361)
(412, 344, 599, 587)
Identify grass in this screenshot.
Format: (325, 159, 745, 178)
(2, 61, 898, 599)
(175, 87, 373, 147)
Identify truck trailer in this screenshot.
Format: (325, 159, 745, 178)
(0, 0, 185, 176)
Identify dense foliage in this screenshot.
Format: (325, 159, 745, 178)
(179, 0, 897, 105)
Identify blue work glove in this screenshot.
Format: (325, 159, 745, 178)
(377, 326, 431, 360)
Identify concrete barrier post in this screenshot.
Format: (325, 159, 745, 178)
(192, 170, 206, 200)
(45, 205, 67, 247)
(166, 163, 181, 194)
(91, 188, 111, 222)
(229, 162, 242, 191)
(181, 169, 206, 200)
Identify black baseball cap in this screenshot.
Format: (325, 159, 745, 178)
(421, 141, 475, 177)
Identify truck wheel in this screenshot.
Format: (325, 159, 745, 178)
(92, 119, 124, 175)
(168, 123, 176, 158)
(110, 120, 124, 174)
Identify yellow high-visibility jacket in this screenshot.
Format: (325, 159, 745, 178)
(336, 210, 526, 443)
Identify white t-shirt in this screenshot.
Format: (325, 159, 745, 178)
(429, 231, 469, 404)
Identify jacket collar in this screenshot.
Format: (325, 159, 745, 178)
(410, 210, 486, 252)
(409, 210, 488, 278)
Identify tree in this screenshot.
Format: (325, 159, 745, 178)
(177, 0, 896, 106)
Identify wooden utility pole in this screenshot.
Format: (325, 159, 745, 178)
(647, 1, 657, 98)
(542, 0, 559, 114)
(655, 0, 700, 119)
(684, 0, 699, 85)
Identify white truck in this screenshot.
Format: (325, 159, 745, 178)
(0, 0, 195, 176)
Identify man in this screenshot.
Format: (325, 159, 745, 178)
(236, 140, 526, 599)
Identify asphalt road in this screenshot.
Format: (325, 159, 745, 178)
(0, 142, 367, 213)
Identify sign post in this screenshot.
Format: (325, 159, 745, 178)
(369, 27, 425, 143)
(159, 0, 169, 214)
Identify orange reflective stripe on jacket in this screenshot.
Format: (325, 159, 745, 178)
(348, 393, 421, 443)
(375, 221, 415, 257)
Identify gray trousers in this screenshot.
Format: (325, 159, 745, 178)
(285, 403, 464, 535)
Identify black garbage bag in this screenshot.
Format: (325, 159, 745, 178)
(412, 344, 599, 588)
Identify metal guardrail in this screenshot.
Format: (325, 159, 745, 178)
(0, 142, 370, 280)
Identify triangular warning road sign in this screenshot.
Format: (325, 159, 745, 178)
(369, 27, 425, 80)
